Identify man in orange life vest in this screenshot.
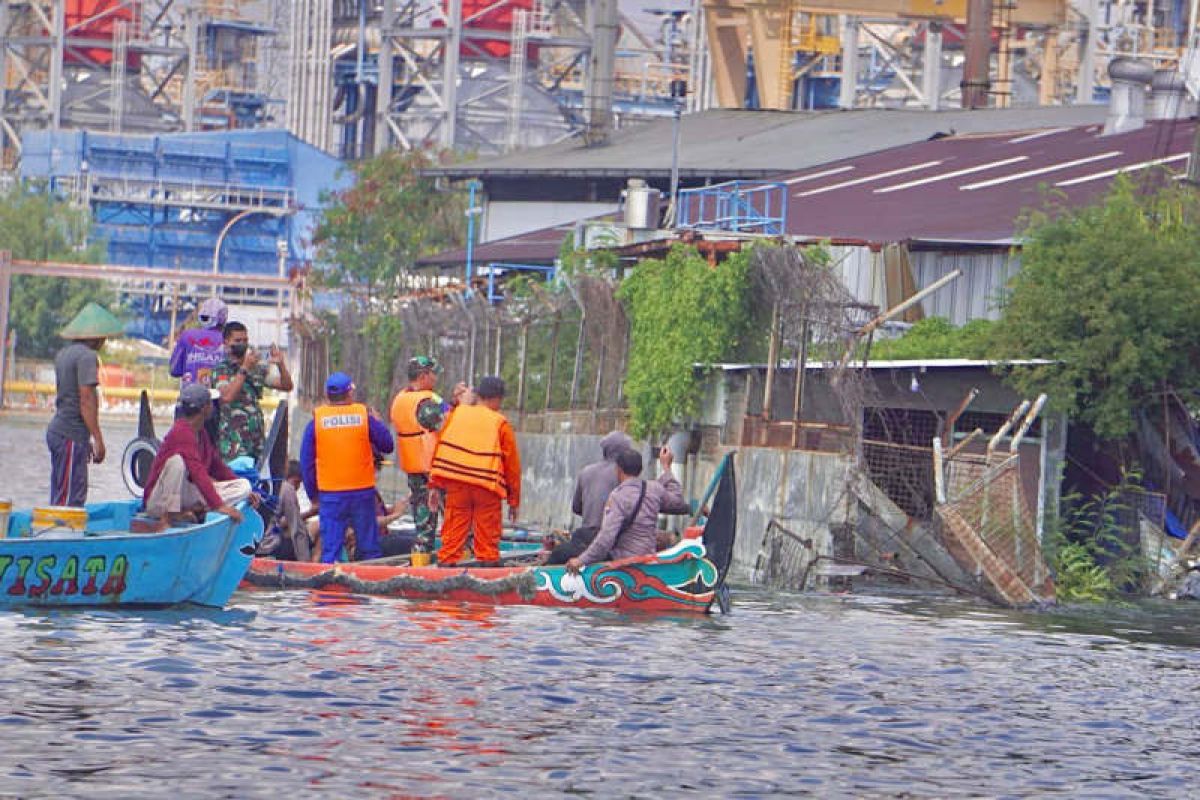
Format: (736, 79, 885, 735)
(429, 376, 521, 566)
(299, 372, 394, 562)
(388, 355, 445, 553)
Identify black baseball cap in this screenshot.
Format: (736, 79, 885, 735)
(476, 376, 506, 399)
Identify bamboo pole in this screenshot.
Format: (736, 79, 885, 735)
(762, 300, 781, 423)
(790, 319, 810, 449)
(591, 335, 607, 411)
(544, 313, 560, 411)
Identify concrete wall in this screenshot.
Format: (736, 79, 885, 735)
(515, 432, 854, 579)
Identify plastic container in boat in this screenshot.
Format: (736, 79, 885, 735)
(31, 506, 88, 536)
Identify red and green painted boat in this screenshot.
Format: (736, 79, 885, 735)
(242, 454, 739, 614)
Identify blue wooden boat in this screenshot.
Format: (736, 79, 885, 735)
(0, 499, 263, 608)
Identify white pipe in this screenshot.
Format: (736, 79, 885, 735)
(932, 436, 946, 504)
(988, 399, 1030, 460)
(1010, 393, 1048, 453)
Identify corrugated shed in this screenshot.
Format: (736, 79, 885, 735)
(829, 244, 1018, 324)
(911, 250, 1020, 322)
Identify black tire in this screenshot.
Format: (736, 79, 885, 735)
(121, 436, 160, 498)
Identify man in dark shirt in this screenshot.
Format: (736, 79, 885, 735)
(544, 430, 633, 564)
(46, 303, 124, 506)
(143, 383, 251, 527)
(566, 446, 689, 572)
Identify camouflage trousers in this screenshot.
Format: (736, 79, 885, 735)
(408, 472, 439, 551)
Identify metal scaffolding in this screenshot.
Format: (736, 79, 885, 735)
(0, 0, 198, 153)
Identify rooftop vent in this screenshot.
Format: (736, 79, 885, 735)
(1148, 69, 1196, 121)
(1103, 58, 1155, 135)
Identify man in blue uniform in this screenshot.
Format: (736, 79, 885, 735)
(299, 372, 393, 562)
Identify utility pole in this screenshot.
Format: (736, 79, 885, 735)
(961, 0, 992, 107)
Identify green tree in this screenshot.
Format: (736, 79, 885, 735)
(1, 188, 109, 358)
(313, 149, 465, 301)
(870, 317, 997, 361)
(312, 150, 466, 401)
(617, 244, 752, 437)
(991, 177, 1200, 439)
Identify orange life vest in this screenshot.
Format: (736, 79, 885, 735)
(313, 402, 375, 492)
(430, 404, 507, 498)
(390, 388, 438, 474)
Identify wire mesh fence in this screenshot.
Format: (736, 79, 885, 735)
(936, 453, 1053, 605)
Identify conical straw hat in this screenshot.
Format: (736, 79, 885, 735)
(60, 302, 124, 340)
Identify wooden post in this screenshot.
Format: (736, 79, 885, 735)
(615, 316, 629, 406)
(544, 313, 560, 411)
(761, 301, 781, 445)
(942, 387, 980, 448)
(0, 251, 10, 409)
(762, 300, 780, 421)
(516, 321, 529, 415)
(493, 323, 503, 375)
(569, 312, 586, 409)
(790, 319, 810, 448)
(591, 335, 606, 411)
(167, 277, 180, 351)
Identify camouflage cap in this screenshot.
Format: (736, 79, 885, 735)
(415, 397, 446, 432)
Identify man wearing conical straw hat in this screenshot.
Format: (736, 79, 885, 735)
(46, 302, 123, 507)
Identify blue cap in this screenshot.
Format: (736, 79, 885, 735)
(325, 372, 354, 396)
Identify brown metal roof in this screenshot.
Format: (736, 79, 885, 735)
(418, 220, 576, 268)
(780, 119, 1195, 245)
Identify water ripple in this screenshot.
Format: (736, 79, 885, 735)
(3, 589, 1193, 796)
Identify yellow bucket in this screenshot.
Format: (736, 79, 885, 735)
(31, 506, 88, 536)
(410, 551, 432, 567)
(0, 499, 10, 537)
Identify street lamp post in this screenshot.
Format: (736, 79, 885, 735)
(275, 238, 288, 344)
(667, 78, 687, 227)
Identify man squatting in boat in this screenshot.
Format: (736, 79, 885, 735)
(139, 383, 254, 529)
(565, 445, 689, 574)
(542, 430, 632, 564)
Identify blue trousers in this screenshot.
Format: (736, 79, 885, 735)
(47, 430, 90, 506)
(318, 488, 381, 563)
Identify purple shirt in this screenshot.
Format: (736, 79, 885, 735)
(169, 327, 225, 385)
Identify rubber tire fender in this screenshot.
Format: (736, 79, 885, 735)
(121, 436, 160, 498)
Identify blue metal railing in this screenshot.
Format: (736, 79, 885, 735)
(676, 180, 788, 235)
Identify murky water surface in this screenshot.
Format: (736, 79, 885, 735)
(2, 414, 1200, 797)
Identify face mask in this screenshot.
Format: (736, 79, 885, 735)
(229, 343, 248, 358)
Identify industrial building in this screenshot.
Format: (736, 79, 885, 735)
(4, 0, 1186, 161)
(19, 128, 346, 274)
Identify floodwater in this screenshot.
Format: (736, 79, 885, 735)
(2, 413, 1200, 797)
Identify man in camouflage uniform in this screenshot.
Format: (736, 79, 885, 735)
(389, 356, 453, 553)
(209, 321, 293, 464)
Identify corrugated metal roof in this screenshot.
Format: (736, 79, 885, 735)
(783, 120, 1196, 244)
(426, 106, 1108, 180)
(418, 220, 576, 267)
